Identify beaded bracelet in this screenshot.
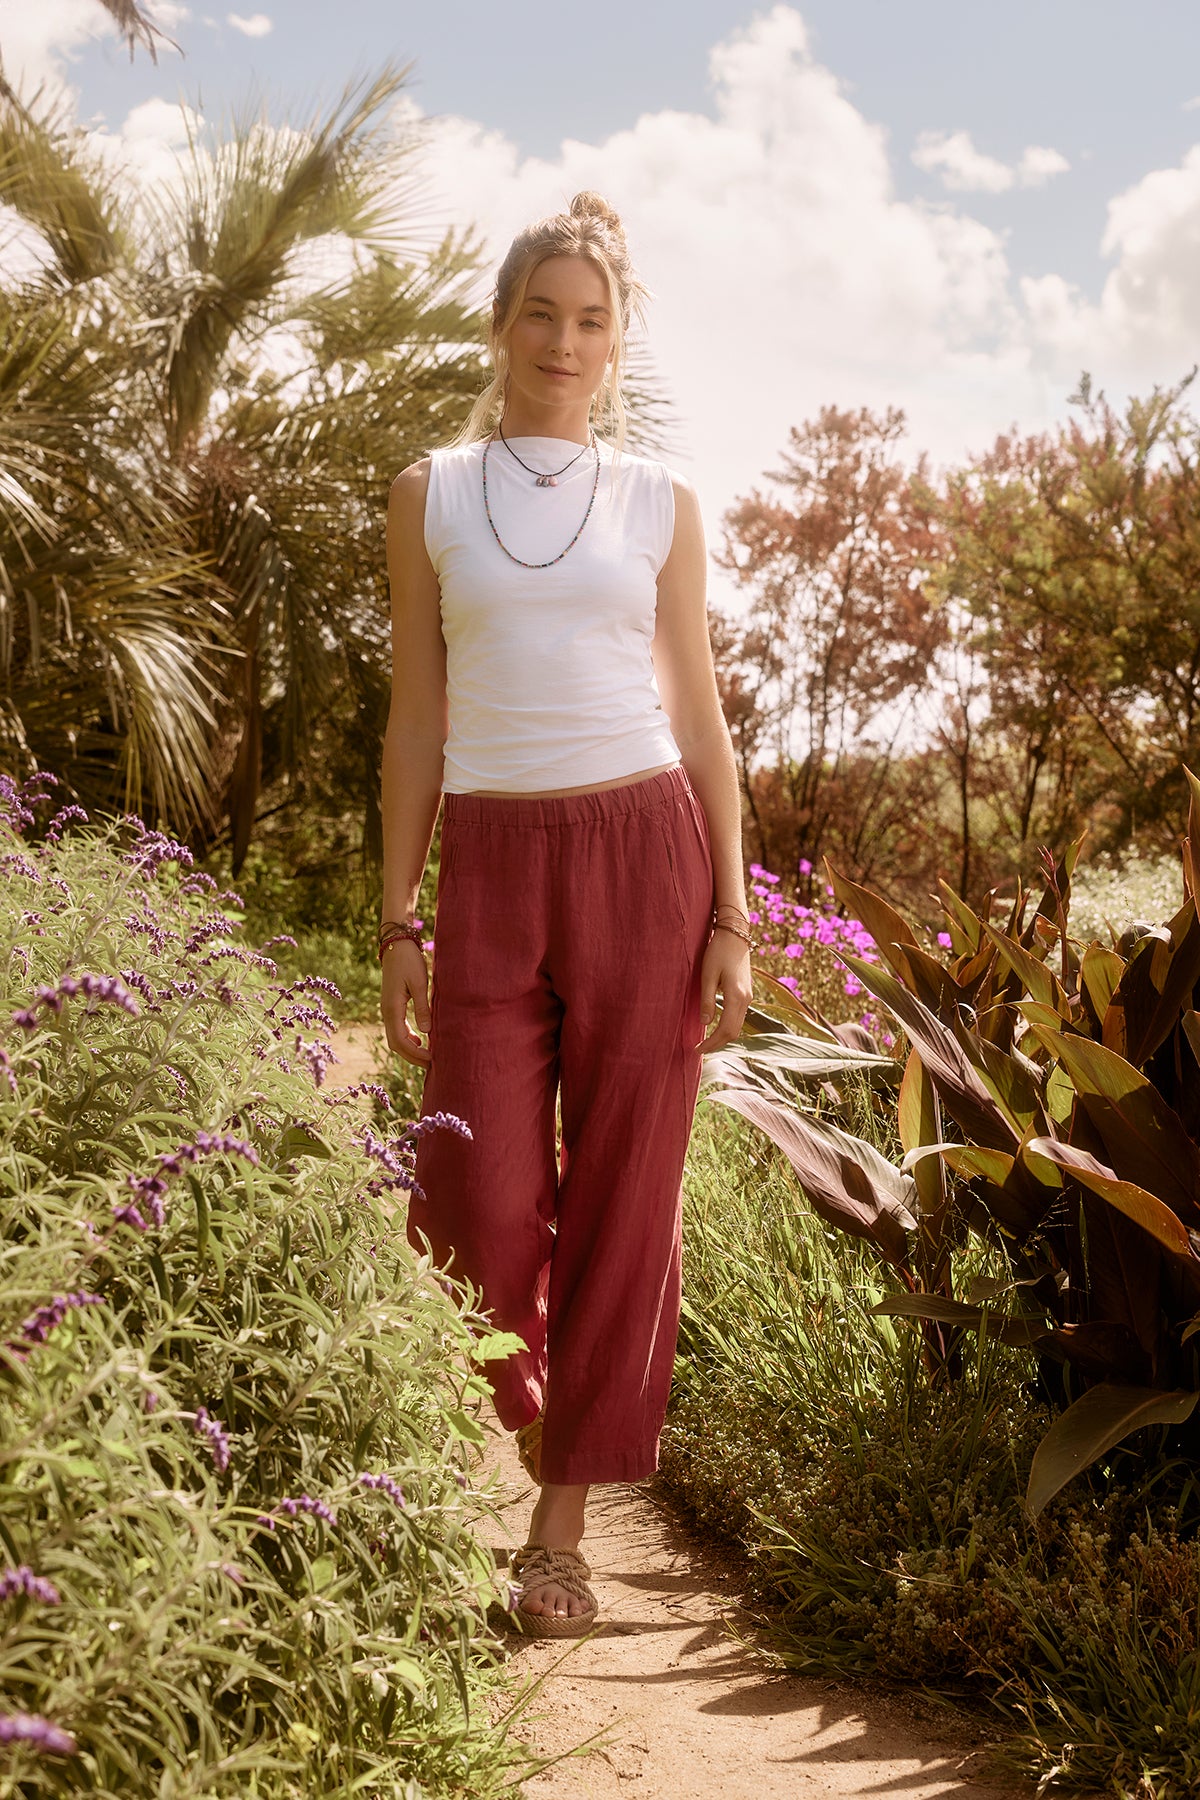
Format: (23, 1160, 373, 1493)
(378, 920, 425, 961)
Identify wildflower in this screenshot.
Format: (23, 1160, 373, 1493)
(0, 1049, 15, 1096)
(0, 1712, 76, 1756)
(260, 934, 298, 951)
(937, 931, 953, 950)
(12, 972, 140, 1033)
(192, 1406, 231, 1474)
(0, 1566, 61, 1606)
(114, 1131, 259, 1232)
(359, 1471, 406, 1508)
(14, 1291, 104, 1346)
(220, 1563, 245, 1586)
(271, 1494, 337, 1526)
(408, 1111, 472, 1140)
(42, 804, 88, 848)
(119, 968, 160, 1010)
(296, 1038, 336, 1088)
(798, 858, 813, 875)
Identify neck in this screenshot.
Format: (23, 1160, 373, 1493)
(498, 400, 593, 445)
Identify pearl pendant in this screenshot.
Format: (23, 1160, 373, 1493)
(536, 473, 557, 488)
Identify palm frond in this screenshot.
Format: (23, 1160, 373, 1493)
(0, 87, 127, 284)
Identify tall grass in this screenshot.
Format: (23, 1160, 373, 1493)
(668, 1099, 1200, 1799)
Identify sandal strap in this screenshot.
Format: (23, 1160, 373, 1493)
(511, 1542, 594, 1604)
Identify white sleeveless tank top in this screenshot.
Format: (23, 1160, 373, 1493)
(424, 436, 682, 793)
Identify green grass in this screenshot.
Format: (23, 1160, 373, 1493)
(667, 1099, 1200, 1800)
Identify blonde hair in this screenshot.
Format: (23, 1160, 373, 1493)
(453, 192, 648, 452)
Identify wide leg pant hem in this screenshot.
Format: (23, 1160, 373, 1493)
(540, 1439, 660, 1487)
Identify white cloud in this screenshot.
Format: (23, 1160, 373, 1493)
(914, 129, 1070, 194)
(1024, 144, 1200, 381)
(409, 4, 1053, 522)
(0, 0, 111, 99)
(226, 11, 272, 36)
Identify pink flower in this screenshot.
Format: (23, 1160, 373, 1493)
(937, 931, 953, 950)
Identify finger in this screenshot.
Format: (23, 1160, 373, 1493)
(695, 975, 720, 1048)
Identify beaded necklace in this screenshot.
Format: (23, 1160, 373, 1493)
(481, 434, 601, 570)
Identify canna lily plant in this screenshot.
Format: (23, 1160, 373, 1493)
(707, 768, 1200, 1516)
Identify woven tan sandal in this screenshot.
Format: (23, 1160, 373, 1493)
(514, 1413, 543, 1484)
(509, 1542, 598, 1639)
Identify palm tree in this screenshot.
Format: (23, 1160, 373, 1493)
(0, 69, 486, 860)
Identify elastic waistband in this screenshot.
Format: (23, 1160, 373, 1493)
(442, 764, 691, 828)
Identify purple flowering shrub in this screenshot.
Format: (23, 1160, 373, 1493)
(0, 777, 524, 1798)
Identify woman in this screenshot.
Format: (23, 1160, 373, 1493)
(380, 192, 752, 1637)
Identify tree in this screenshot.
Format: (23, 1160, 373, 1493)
(933, 375, 1200, 870)
(715, 407, 942, 893)
(0, 72, 485, 862)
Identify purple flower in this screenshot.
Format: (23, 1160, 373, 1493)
(937, 931, 953, 950)
(113, 1130, 260, 1232)
(0, 1565, 61, 1606)
(192, 1406, 231, 1474)
(798, 858, 813, 875)
(408, 1111, 472, 1140)
(296, 1038, 336, 1089)
(13, 1291, 104, 1347)
(12, 971, 140, 1033)
(0, 1712, 76, 1756)
(273, 1494, 337, 1526)
(359, 1471, 406, 1508)
(260, 934, 298, 951)
(42, 804, 88, 847)
(0, 1049, 15, 1096)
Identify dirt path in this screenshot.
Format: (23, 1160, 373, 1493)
(330, 1026, 1039, 1798)
(487, 1429, 1035, 1800)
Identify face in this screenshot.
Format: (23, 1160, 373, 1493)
(502, 255, 616, 417)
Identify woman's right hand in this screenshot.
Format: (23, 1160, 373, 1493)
(381, 942, 432, 1066)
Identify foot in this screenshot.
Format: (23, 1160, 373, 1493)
(517, 1566, 591, 1620)
(517, 1482, 590, 1620)
(510, 1542, 598, 1634)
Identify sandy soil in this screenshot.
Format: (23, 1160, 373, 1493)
(484, 1428, 1040, 1800)
(329, 1025, 1045, 1799)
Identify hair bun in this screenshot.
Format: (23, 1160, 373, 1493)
(569, 191, 625, 239)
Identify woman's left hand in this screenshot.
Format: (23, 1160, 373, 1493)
(695, 931, 753, 1052)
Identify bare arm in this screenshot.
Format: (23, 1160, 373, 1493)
(380, 460, 446, 1066)
(652, 475, 752, 1051)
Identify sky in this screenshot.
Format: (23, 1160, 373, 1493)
(5, 0, 1200, 544)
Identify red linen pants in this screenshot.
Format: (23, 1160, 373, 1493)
(408, 766, 714, 1486)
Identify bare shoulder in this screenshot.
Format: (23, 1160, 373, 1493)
(388, 457, 432, 521)
(663, 467, 704, 561)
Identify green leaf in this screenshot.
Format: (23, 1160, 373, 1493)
(278, 1124, 333, 1160)
(840, 955, 1017, 1152)
(871, 1292, 1048, 1347)
(1080, 942, 1124, 1029)
(1033, 1032, 1200, 1227)
(981, 922, 1069, 1015)
(1026, 1383, 1200, 1517)
(472, 1331, 525, 1362)
(445, 1409, 487, 1445)
(1026, 1136, 1197, 1259)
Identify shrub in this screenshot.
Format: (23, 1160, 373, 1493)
(668, 1102, 1200, 1799)
(0, 777, 524, 1798)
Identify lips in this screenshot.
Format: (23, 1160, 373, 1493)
(538, 365, 577, 379)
